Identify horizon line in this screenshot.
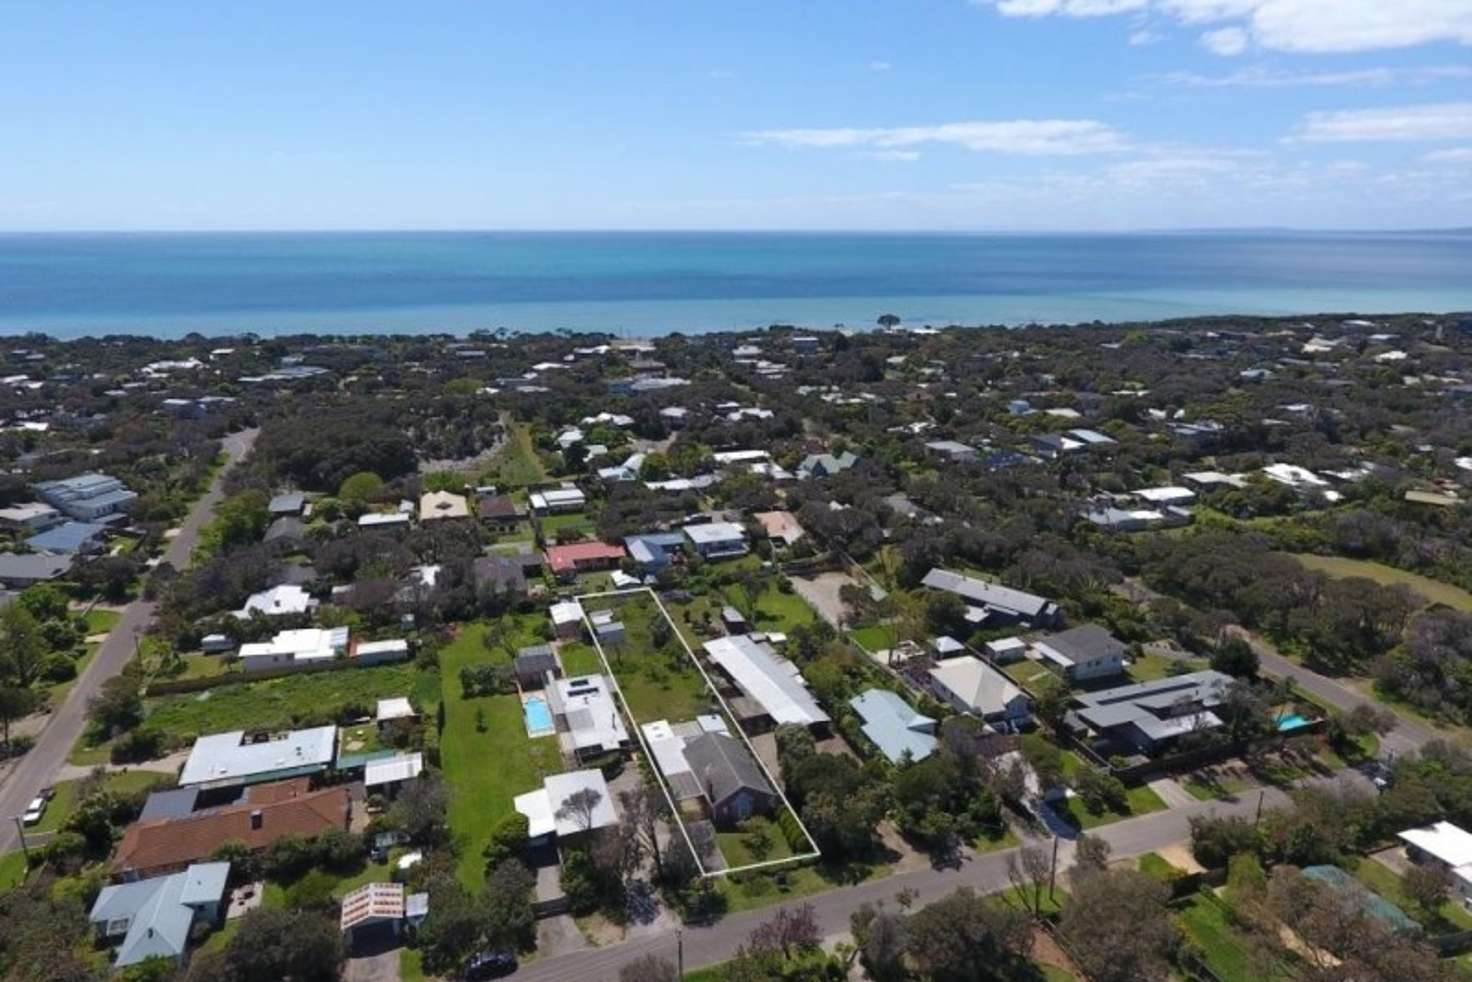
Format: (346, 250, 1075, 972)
(0, 225, 1469, 236)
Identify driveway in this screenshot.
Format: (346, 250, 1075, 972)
(787, 572, 856, 628)
(0, 428, 258, 855)
(345, 948, 401, 982)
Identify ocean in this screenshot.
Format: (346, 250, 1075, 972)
(0, 230, 1469, 338)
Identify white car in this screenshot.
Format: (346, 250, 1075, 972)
(21, 796, 46, 826)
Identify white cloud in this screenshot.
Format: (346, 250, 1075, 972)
(1152, 65, 1472, 88)
(1200, 26, 1248, 54)
(865, 150, 922, 161)
(1293, 102, 1472, 142)
(743, 118, 1129, 155)
(1128, 28, 1165, 44)
(868, 60, 893, 72)
(980, 0, 1472, 54)
(1423, 147, 1472, 162)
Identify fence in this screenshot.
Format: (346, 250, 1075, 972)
(145, 656, 369, 696)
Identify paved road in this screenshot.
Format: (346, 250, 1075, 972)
(1227, 625, 1437, 758)
(0, 428, 258, 855)
(509, 785, 1298, 982)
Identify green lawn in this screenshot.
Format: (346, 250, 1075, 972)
(587, 596, 712, 722)
(1350, 856, 1472, 932)
(539, 511, 596, 538)
(559, 641, 605, 677)
(1290, 553, 1472, 613)
(1003, 659, 1055, 688)
(717, 814, 796, 869)
(1138, 852, 1182, 881)
(724, 581, 817, 634)
(1183, 769, 1259, 801)
(439, 619, 564, 890)
(850, 623, 900, 652)
(82, 608, 121, 636)
(974, 825, 1022, 854)
(718, 858, 892, 914)
(1127, 653, 1207, 683)
(136, 662, 435, 742)
(489, 420, 548, 487)
(1062, 784, 1168, 830)
(1174, 893, 1262, 982)
(30, 770, 171, 835)
(0, 851, 29, 894)
(400, 948, 430, 982)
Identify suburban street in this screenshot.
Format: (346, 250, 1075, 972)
(0, 427, 258, 856)
(510, 784, 1301, 982)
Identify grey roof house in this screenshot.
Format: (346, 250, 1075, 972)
(89, 862, 230, 968)
(1032, 625, 1128, 682)
(683, 731, 778, 827)
(850, 688, 938, 764)
(1066, 670, 1233, 754)
(921, 568, 1060, 628)
(0, 551, 73, 587)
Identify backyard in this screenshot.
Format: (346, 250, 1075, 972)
(487, 419, 548, 487)
(582, 594, 713, 722)
(437, 619, 564, 889)
(1173, 892, 1262, 982)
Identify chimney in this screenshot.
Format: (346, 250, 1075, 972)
(249, 810, 263, 831)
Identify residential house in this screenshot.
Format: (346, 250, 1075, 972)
(514, 645, 560, 689)
(0, 502, 62, 533)
(364, 753, 424, 798)
(177, 726, 338, 790)
(546, 674, 630, 759)
(624, 531, 687, 573)
(34, 472, 137, 521)
(24, 520, 107, 555)
(798, 451, 858, 479)
(1085, 506, 1192, 532)
(477, 495, 524, 531)
(238, 627, 349, 671)
(683, 521, 749, 559)
(419, 490, 470, 522)
(352, 638, 410, 666)
(340, 882, 412, 945)
(1065, 670, 1232, 755)
(1029, 433, 1085, 458)
(753, 510, 805, 547)
(545, 540, 626, 579)
(358, 511, 410, 530)
(113, 778, 350, 879)
(528, 486, 586, 513)
(927, 656, 1031, 731)
(89, 862, 230, 967)
(267, 492, 306, 517)
(1397, 821, 1472, 904)
(683, 731, 779, 827)
(471, 555, 528, 597)
(924, 440, 979, 463)
(550, 600, 584, 639)
(1032, 625, 1128, 682)
(234, 583, 316, 620)
(704, 635, 830, 730)
(921, 568, 1061, 628)
(514, 769, 620, 842)
(850, 688, 939, 764)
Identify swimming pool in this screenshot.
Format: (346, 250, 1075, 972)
(1275, 713, 1311, 732)
(523, 696, 554, 736)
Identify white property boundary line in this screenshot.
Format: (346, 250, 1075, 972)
(575, 586, 823, 878)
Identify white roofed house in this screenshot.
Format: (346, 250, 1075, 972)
(178, 725, 338, 790)
(703, 635, 830, 731)
(927, 657, 1031, 732)
(514, 768, 619, 842)
(352, 638, 411, 665)
(545, 674, 631, 761)
(529, 485, 586, 513)
(234, 583, 317, 620)
(237, 627, 349, 671)
(1398, 821, 1472, 903)
(550, 599, 584, 639)
(683, 521, 749, 560)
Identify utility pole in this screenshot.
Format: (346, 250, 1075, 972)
(11, 816, 29, 865)
(677, 927, 685, 979)
(1049, 835, 1059, 899)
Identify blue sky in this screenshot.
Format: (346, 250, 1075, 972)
(2, 0, 1470, 231)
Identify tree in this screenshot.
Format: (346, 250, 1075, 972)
(1211, 637, 1259, 677)
(619, 955, 678, 982)
(85, 674, 143, 735)
(850, 902, 907, 982)
(0, 602, 47, 689)
(906, 887, 1032, 982)
(1006, 844, 1053, 916)
(1403, 861, 1452, 916)
(188, 906, 342, 982)
(19, 584, 70, 623)
(1189, 814, 1260, 869)
(389, 770, 450, 845)
(482, 811, 529, 869)
(747, 904, 821, 961)
(1072, 833, 1112, 876)
(1059, 869, 1176, 982)
(416, 874, 485, 975)
(0, 685, 39, 747)
(877, 314, 901, 329)
(619, 784, 667, 881)
(483, 859, 535, 950)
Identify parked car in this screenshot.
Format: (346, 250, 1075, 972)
(463, 949, 516, 980)
(22, 796, 46, 826)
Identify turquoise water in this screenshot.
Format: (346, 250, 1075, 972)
(523, 695, 553, 736)
(1, 231, 1469, 337)
(1275, 713, 1311, 732)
